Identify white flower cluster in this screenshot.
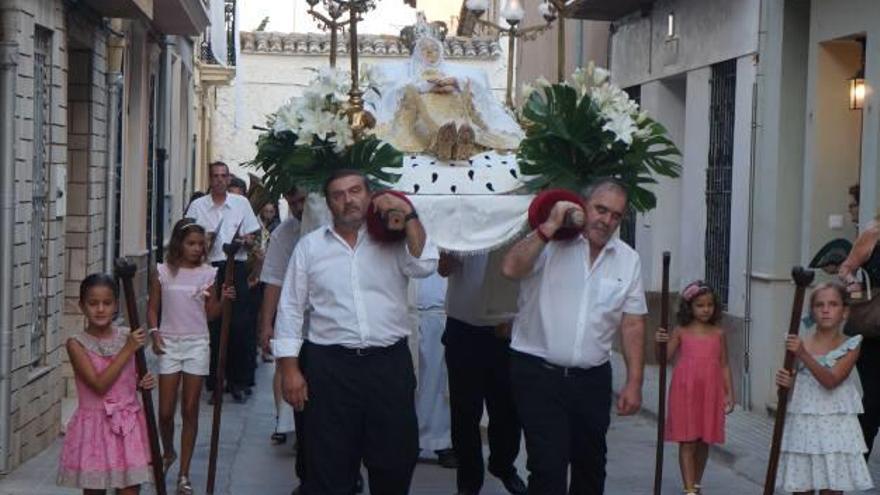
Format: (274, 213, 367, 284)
(523, 63, 651, 146)
(271, 67, 378, 153)
(569, 62, 651, 146)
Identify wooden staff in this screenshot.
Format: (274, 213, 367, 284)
(653, 251, 671, 495)
(206, 239, 241, 495)
(763, 266, 815, 495)
(114, 259, 167, 495)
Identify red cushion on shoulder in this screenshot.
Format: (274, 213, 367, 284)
(528, 189, 585, 241)
(367, 190, 413, 243)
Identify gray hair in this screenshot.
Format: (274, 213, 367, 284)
(581, 177, 629, 202)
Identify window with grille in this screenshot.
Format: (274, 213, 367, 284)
(705, 59, 736, 307)
(30, 27, 53, 367)
(225, 0, 237, 65)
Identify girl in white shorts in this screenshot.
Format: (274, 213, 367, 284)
(147, 218, 234, 494)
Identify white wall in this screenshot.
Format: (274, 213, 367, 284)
(609, 0, 760, 89)
(635, 77, 685, 292)
(677, 67, 710, 290)
(806, 0, 880, 230)
(121, 24, 152, 256)
(727, 56, 756, 318)
(801, 40, 862, 263)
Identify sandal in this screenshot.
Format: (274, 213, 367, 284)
(271, 432, 287, 445)
(177, 475, 194, 495)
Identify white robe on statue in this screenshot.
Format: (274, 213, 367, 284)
(367, 36, 524, 154)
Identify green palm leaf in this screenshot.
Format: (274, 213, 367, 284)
(518, 83, 681, 212)
(248, 132, 402, 200)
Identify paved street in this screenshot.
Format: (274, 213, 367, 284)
(0, 358, 764, 495)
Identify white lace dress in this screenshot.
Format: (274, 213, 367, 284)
(777, 335, 874, 492)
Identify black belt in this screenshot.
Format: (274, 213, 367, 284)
(511, 349, 607, 378)
(211, 260, 245, 266)
(309, 337, 407, 357)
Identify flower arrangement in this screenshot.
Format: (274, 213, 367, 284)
(249, 67, 402, 197)
(518, 63, 681, 212)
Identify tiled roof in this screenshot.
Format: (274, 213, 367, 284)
(240, 31, 502, 60)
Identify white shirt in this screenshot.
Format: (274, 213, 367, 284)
(511, 235, 647, 369)
(272, 225, 439, 357)
(259, 217, 302, 287)
(445, 253, 497, 326)
(185, 193, 260, 263)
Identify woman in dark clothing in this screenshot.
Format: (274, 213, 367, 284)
(838, 184, 880, 458)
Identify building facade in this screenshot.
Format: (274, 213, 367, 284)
(564, 0, 880, 412)
(0, 0, 210, 472)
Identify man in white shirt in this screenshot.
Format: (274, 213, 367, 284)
(501, 178, 647, 495)
(274, 170, 439, 495)
(185, 161, 261, 402)
(439, 252, 525, 495)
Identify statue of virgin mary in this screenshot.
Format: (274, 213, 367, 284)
(369, 21, 524, 162)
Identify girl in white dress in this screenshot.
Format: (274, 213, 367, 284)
(775, 282, 873, 494)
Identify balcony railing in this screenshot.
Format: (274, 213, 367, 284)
(225, 0, 237, 66)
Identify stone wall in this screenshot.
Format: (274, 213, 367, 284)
(6, 0, 67, 469)
(61, 9, 110, 412)
(0, 0, 112, 471)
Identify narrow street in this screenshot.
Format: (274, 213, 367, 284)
(0, 359, 761, 494)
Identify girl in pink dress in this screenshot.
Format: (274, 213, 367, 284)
(147, 218, 231, 494)
(58, 274, 156, 494)
(656, 281, 735, 495)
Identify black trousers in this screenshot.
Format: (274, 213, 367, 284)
(208, 261, 257, 390)
(443, 317, 522, 492)
(294, 345, 307, 485)
(303, 339, 418, 495)
(858, 337, 880, 458)
(510, 350, 612, 495)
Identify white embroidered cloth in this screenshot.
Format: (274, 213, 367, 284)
(394, 151, 528, 195)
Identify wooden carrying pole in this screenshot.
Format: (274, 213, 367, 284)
(653, 251, 671, 495)
(763, 266, 815, 495)
(114, 259, 167, 495)
(206, 240, 240, 494)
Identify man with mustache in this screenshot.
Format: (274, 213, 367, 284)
(501, 177, 647, 495)
(273, 169, 438, 495)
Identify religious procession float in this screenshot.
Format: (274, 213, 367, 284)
(249, 4, 680, 251)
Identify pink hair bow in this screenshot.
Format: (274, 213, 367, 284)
(681, 281, 708, 302)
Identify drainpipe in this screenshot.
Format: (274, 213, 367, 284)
(742, 0, 766, 412)
(104, 22, 125, 273)
(0, 1, 20, 473)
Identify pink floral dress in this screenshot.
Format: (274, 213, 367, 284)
(57, 328, 153, 489)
